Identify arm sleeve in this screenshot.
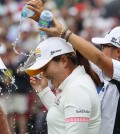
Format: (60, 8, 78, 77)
(37, 87, 56, 110)
(112, 59, 120, 81)
(102, 59, 120, 82)
(63, 87, 92, 134)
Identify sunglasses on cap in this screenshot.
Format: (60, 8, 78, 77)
(101, 44, 117, 50)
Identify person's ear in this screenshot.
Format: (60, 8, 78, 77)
(60, 55, 69, 68)
(117, 48, 120, 61)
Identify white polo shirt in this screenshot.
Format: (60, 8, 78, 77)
(90, 59, 120, 134)
(111, 59, 120, 81)
(38, 66, 101, 134)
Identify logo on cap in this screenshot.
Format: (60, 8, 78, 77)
(35, 48, 41, 58)
(50, 49, 62, 55)
(111, 37, 120, 46)
(118, 37, 120, 43)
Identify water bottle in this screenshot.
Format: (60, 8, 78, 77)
(38, 10, 53, 38)
(21, 5, 34, 18)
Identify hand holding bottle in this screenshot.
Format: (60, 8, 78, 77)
(38, 10, 53, 39)
(26, 0, 64, 37)
(38, 17, 64, 37)
(26, 0, 44, 22)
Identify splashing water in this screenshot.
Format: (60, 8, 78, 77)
(12, 16, 45, 57)
(11, 17, 32, 57)
(17, 64, 25, 73)
(0, 87, 2, 93)
(0, 74, 4, 83)
(12, 17, 24, 55)
(0, 56, 17, 91)
(1, 69, 18, 89)
(16, 51, 35, 74)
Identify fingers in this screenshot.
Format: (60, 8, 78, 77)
(30, 73, 48, 92)
(38, 27, 59, 37)
(53, 17, 59, 26)
(40, 27, 60, 37)
(53, 17, 64, 32)
(38, 17, 57, 33)
(26, 0, 44, 22)
(26, 0, 44, 13)
(26, 3, 43, 12)
(39, 27, 51, 33)
(30, 76, 40, 87)
(26, 0, 43, 8)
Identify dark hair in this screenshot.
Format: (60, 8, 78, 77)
(76, 51, 101, 87)
(52, 51, 101, 87)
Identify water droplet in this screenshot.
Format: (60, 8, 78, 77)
(1, 93, 3, 96)
(0, 87, 2, 93)
(1, 69, 18, 89)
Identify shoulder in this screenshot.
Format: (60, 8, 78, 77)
(102, 59, 120, 82)
(112, 59, 120, 81)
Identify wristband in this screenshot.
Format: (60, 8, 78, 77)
(66, 32, 72, 42)
(60, 28, 68, 38)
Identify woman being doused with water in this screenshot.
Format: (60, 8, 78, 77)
(25, 37, 101, 134)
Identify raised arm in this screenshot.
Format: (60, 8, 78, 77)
(26, 0, 113, 78)
(38, 17, 113, 78)
(65, 29, 113, 77)
(30, 74, 55, 109)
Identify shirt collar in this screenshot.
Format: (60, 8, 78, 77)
(58, 65, 86, 91)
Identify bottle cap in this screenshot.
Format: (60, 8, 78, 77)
(21, 11, 27, 17)
(40, 10, 53, 21)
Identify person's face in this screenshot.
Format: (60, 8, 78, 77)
(101, 44, 120, 60)
(41, 55, 74, 88)
(41, 60, 64, 88)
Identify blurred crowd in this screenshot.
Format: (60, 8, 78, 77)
(0, 0, 120, 134)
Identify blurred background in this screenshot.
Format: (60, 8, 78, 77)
(0, 0, 120, 134)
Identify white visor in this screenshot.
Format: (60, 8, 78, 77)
(92, 37, 110, 45)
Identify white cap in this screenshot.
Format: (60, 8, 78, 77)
(92, 27, 120, 48)
(25, 37, 74, 76)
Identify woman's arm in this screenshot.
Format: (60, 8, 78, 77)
(37, 87, 56, 110)
(67, 30, 113, 77)
(38, 17, 113, 78)
(0, 107, 11, 134)
(30, 75, 55, 109)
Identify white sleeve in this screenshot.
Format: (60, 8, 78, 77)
(63, 87, 92, 134)
(102, 59, 120, 82)
(112, 59, 120, 81)
(37, 87, 56, 110)
(90, 62, 104, 82)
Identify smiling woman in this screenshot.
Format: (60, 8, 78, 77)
(25, 1, 120, 133)
(25, 37, 101, 134)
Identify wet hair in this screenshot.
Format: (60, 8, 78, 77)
(75, 51, 101, 87)
(52, 51, 101, 87)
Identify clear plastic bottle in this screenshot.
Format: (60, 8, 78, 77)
(21, 6, 34, 18)
(38, 10, 53, 39)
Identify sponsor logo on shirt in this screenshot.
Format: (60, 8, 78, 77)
(76, 109, 90, 113)
(55, 96, 61, 105)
